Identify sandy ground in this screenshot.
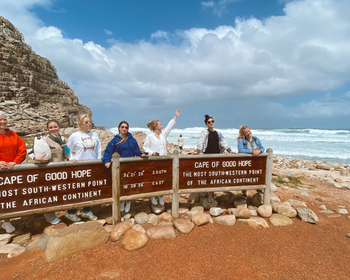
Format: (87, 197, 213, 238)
(1, 176, 350, 280)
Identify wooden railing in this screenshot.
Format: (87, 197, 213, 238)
(0, 149, 273, 225)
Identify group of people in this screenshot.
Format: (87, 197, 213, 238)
(0, 109, 264, 233)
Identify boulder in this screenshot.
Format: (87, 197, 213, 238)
(121, 229, 148, 251)
(45, 221, 109, 263)
(146, 225, 176, 239)
(173, 219, 194, 234)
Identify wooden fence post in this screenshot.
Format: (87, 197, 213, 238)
(263, 148, 273, 205)
(172, 150, 180, 218)
(112, 153, 121, 225)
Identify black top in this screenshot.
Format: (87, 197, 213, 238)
(204, 130, 220, 154)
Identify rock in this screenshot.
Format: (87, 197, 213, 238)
(173, 219, 195, 234)
(270, 193, 281, 204)
(287, 199, 307, 208)
(209, 207, 224, 217)
(251, 193, 263, 207)
(105, 216, 113, 225)
(272, 202, 297, 218)
(238, 217, 269, 229)
(235, 208, 252, 219)
(334, 209, 349, 214)
(121, 229, 148, 251)
(43, 223, 68, 236)
(147, 214, 159, 226)
(214, 215, 236, 226)
(270, 183, 278, 192)
(25, 217, 50, 230)
(134, 212, 149, 225)
(319, 205, 327, 210)
(45, 221, 109, 263)
(0, 234, 12, 247)
(295, 207, 319, 224)
(319, 210, 334, 214)
(132, 224, 146, 234)
(191, 213, 210, 226)
(300, 191, 309, 196)
(26, 236, 49, 252)
(257, 205, 273, 218)
(0, 16, 92, 135)
(226, 208, 240, 215)
(159, 212, 172, 222)
(316, 197, 327, 202)
(11, 232, 31, 246)
(158, 221, 173, 227)
(269, 214, 293, 226)
(146, 225, 176, 239)
(346, 233, 350, 239)
(110, 221, 132, 242)
(202, 198, 218, 210)
(282, 177, 290, 183)
(0, 244, 25, 258)
(188, 206, 204, 214)
(316, 162, 332, 170)
(178, 207, 189, 214)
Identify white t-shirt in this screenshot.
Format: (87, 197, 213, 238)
(143, 119, 175, 156)
(67, 131, 101, 160)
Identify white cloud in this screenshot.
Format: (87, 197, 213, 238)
(1, 0, 350, 124)
(104, 29, 113, 35)
(201, 0, 241, 17)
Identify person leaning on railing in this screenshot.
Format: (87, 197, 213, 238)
(237, 125, 265, 202)
(0, 111, 27, 233)
(65, 114, 101, 222)
(143, 109, 180, 213)
(29, 119, 73, 224)
(102, 120, 147, 213)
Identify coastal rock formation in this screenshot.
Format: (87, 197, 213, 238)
(0, 16, 91, 135)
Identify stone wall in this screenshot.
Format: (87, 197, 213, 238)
(0, 16, 92, 135)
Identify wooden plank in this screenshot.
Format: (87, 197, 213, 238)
(0, 162, 111, 216)
(119, 159, 173, 196)
(179, 155, 266, 190)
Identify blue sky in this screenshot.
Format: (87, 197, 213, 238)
(1, 0, 350, 129)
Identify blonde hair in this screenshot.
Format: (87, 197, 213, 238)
(147, 120, 159, 131)
(237, 125, 250, 140)
(77, 114, 91, 127)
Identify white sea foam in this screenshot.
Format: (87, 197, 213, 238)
(107, 126, 350, 164)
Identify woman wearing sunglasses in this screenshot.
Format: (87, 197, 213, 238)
(102, 121, 146, 213)
(196, 114, 235, 203)
(196, 114, 234, 155)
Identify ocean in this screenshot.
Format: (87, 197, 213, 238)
(108, 126, 350, 165)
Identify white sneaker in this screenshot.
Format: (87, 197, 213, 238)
(125, 201, 131, 213)
(1, 221, 15, 233)
(158, 196, 165, 206)
(150, 197, 158, 205)
(120, 201, 125, 212)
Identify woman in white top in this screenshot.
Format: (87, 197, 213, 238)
(143, 109, 180, 209)
(65, 114, 101, 222)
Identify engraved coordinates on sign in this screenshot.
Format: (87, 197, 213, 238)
(0, 169, 108, 210)
(121, 169, 167, 189)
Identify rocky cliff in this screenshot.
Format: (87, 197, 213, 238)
(0, 16, 92, 135)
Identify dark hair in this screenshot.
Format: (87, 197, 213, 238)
(204, 114, 213, 124)
(46, 119, 60, 129)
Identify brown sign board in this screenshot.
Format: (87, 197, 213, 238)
(0, 163, 111, 215)
(179, 156, 266, 190)
(119, 160, 172, 196)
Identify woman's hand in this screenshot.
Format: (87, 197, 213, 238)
(152, 152, 160, 156)
(34, 154, 49, 163)
(140, 154, 148, 157)
(105, 162, 111, 168)
(6, 162, 16, 169)
(0, 161, 7, 169)
(69, 159, 76, 163)
(252, 150, 261, 157)
(174, 109, 180, 120)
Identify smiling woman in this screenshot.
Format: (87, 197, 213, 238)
(0, 111, 27, 233)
